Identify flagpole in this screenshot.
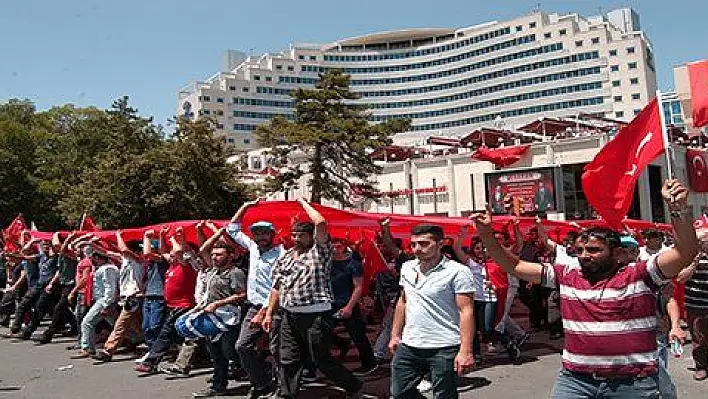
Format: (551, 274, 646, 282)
(79, 213, 86, 231)
(656, 90, 674, 179)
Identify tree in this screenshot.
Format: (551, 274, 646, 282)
(255, 70, 410, 206)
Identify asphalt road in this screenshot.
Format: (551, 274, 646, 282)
(0, 326, 704, 399)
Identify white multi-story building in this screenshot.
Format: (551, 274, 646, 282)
(179, 7, 657, 152)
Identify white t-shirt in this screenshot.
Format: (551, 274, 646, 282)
(638, 245, 671, 262)
(400, 257, 475, 348)
(555, 245, 580, 268)
(466, 258, 497, 302)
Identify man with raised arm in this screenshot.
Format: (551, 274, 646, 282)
(228, 199, 283, 399)
(470, 179, 699, 397)
(263, 198, 363, 399)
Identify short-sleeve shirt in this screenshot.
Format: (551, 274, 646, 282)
(330, 256, 363, 310)
(57, 255, 78, 286)
(400, 256, 475, 348)
(272, 241, 334, 311)
(541, 254, 668, 377)
(164, 262, 198, 309)
(204, 266, 246, 304)
(22, 258, 40, 289)
(38, 255, 58, 285)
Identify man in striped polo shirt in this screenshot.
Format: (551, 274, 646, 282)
(472, 179, 699, 397)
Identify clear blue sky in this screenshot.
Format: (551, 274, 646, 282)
(2, 0, 706, 128)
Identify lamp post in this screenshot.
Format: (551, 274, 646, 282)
(432, 178, 438, 214)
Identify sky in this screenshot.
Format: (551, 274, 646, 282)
(2, 0, 707, 128)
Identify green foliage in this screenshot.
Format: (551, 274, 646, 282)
(0, 97, 250, 230)
(255, 70, 410, 205)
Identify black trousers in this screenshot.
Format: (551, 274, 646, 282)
(207, 328, 239, 390)
(43, 285, 77, 339)
(330, 305, 375, 368)
(278, 310, 361, 398)
(23, 284, 62, 337)
(11, 285, 43, 333)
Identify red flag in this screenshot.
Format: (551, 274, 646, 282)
(686, 148, 708, 192)
(581, 98, 665, 229)
(79, 214, 100, 231)
(359, 237, 388, 296)
(3, 214, 28, 252)
(471, 145, 530, 167)
(688, 60, 708, 128)
(695, 214, 708, 229)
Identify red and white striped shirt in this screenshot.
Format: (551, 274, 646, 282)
(542, 255, 668, 378)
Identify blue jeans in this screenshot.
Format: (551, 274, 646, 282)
(391, 343, 459, 399)
(656, 335, 677, 399)
(473, 300, 497, 357)
(80, 302, 116, 351)
(374, 303, 395, 360)
(142, 298, 165, 349)
(552, 368, 660, 398)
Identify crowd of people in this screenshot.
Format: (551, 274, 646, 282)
(0, 179, 707, 398)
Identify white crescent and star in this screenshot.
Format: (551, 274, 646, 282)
(625, 131, 654, 176)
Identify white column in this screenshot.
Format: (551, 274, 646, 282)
(411, 161, 421, 215)
(447, 158, 458, 216)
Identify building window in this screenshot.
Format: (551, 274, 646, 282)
(615, 111, 625, 118)
(591, 37, 600, 44)
(227, 138, 235, 144)
(244, 138, 251, 144)
(287, 65, 294, 71)
(298, 55, 305, 60)
(544, 32, 551, 39)
(631, 93, 641, 100)
(559, 29, 567, 36)
(634, 109, 641, 115)
(254, 75, 260, 81)
(610, 65, 619, 72)
(630, 77, 639, 85)
(575, 40, 583, 47)
(229, 86, 236, 91)
(309, 55, 316, 61)
(614, 95, 623, 102)
(200, 96, 210, 102)
(516, 25, 522, 32)
(276, 65, 283, 70)
(627, 47, 635, 54)
(628, 62, 637, 69)
(529, 22, 536, 28)
(612, 80, 621, 87)
(242, 87, 249, 92)
(216, 110, 224, 116)
(216, 98, 224, 103)
(217, 123, 224, 129)
(609, 49, 617, 56)
(265, 76, 272, 82)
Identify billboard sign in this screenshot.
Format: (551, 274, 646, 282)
(485, 167, 560, 215)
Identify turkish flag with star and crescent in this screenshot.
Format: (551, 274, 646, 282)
(688, 60, 708, 128)
(582, 98, 666, 229)
(686, 148, 708, 192)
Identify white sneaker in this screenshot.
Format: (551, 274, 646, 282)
(417, 379, 432, 393)
(135, 352, 149, 364)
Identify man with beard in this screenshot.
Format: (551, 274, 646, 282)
(471, 179, 699, 398)
(228, 199, 283, 399)
(263, 198, 363, 399)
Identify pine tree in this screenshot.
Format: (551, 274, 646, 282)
(255, 70, 410, 205)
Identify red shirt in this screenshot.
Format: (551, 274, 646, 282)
(163, 262, 197, 309)
(76, 258, 94, 305)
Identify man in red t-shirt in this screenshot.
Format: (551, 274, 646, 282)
(135, 228, 198, 373)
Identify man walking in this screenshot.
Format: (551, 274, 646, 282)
(388, 224, 476, 398)
(263, 198, 363, 399)
(229, 199, 282, 399)
(471, 179, 699, 397)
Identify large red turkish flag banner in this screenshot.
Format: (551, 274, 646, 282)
(582, 98, 666, 229)
(688, 60, 708, 128)
(686, 148, 708, 192)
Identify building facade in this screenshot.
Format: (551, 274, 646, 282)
(179, 7, 657, 152)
